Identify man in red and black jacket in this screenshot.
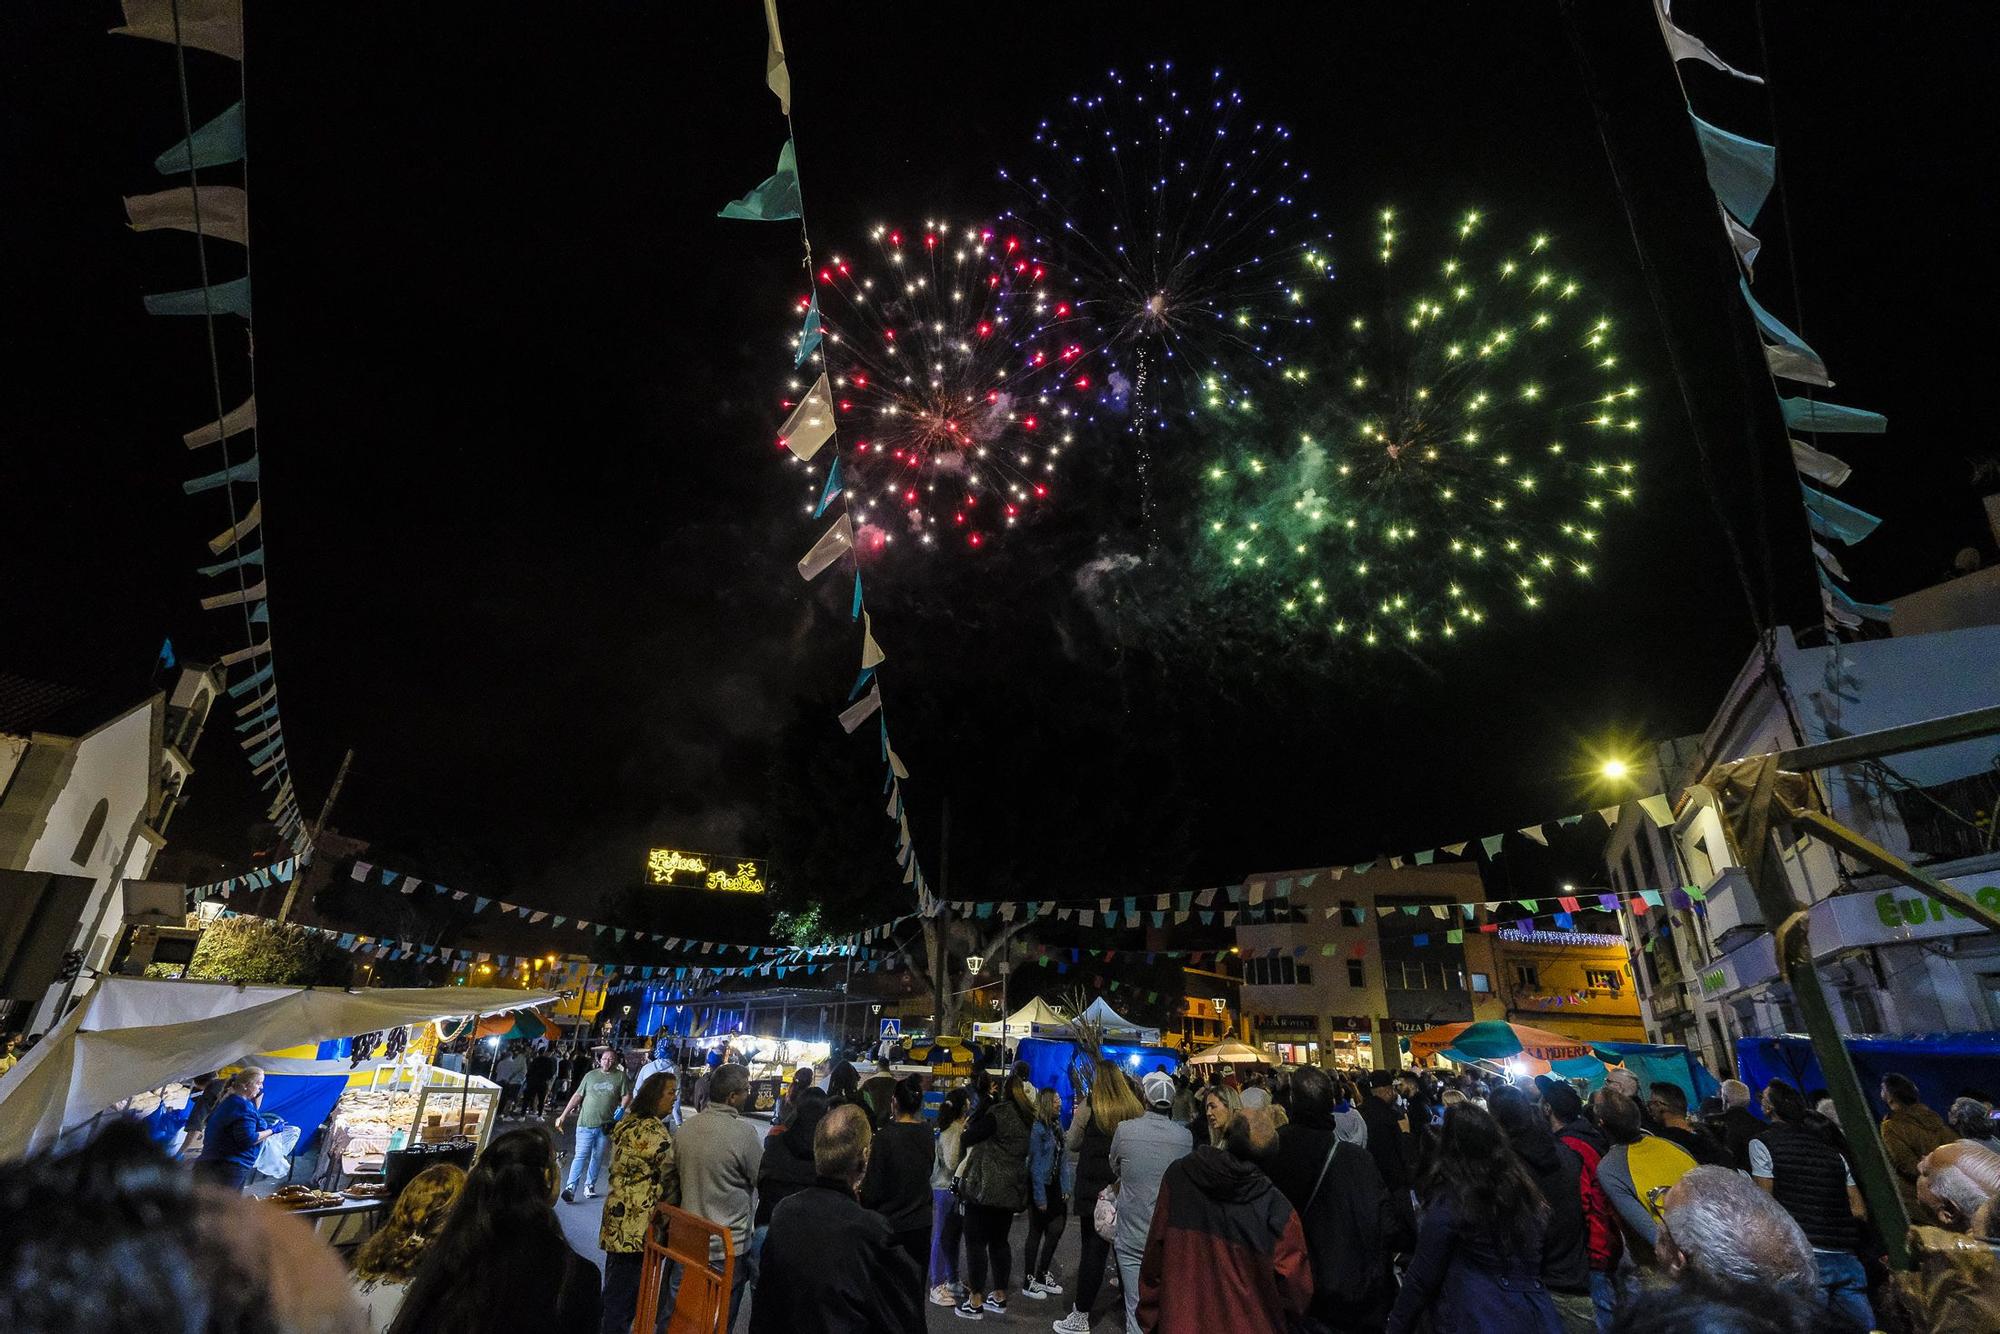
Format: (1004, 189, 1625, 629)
(1137, 1106, 1312, 1334)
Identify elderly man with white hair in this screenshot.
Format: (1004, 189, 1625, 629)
(1709, 1077, 1766, 1172)
(1654, 1164, 1820, 1298)
(1894, 1140, 2000, 1333)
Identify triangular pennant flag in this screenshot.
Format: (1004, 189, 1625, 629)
(1637, 794, 1676, 826)
(1597, 806, 1621, 828)
(814, 455, 843, 518)
(1414, 850, 1434, 865)
(184, 455, 259, 495)
(124, 185, 248, 246)
(1442, 842, 1467, 857)
(1447, 928, 1465, 945)
(794, 290, 821, 368)
(1790, 438, 1853, 488)
(848, 666, 875, 701)
(761, 0, 791, 113)
(180, 395, 258, 453)
(199, 579, 265, 612)
(1520, 825, 1549, 846)
(1812, 540, 1849, 581)
(1721, 205, 1762, 276)
(207, 500, 261, 554)
(1479, 834, 1505, 858)
(197, 547, 265, 578)
(779, 373, 836, 462)
(1800, 483, 1882, 545)
(1781, 399, 1887, 435)
(887, 746, 909, 780)
(1738, 279, 1831, 386)
(839, 683, 883, 734)
(144, 275, 252, 319)
(111, 0, 243, 58)
(861, 610, 885, 670)
(1690, 115, 1777, 225)
(1652, 0, 1763, 82)
(850, 570, 864, 621)
(1820, 568, 1893, 625)
(798, 511, 854, 580)
(154, 100, 246, 173)
(718, 138, 803, 221)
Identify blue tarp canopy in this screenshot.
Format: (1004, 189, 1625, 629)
(1017, 1036, 1182, 1123)
(1736, 1032, 2000, 1119)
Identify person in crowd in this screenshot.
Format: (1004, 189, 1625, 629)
(955, 1069, 1034, 1319)
(1606, 1282, 1832, 1334)
(1593, 1088, 1697, 1264)
(1268, 1063, 1396, 1332)
(860, 1071, 902, 1130)
(1200, 1082, 1245, 1148)
(391, 1124, 601, 1333)
(758, 1082, 830, 1228)
(1749, 1078, 1873, 1330)
(597, 1072, 680, 1334)
(1, 1122, 365, 1334)
(1136, 1107, 1311, 1334)
(775, 1066, 817, 1125)
(1537, 1079, 1621, 1326)
(862, 1075, 937, 1307)
(1490, 1087, 1594, 1334)
(1021, 1086, 1071, 1301)
(555, 1046, 631, 1202)
(1054, 1059, 1146, 1334)
(1644, 1083, 1728, 1168)
(0, 1031, 22, 1074)
(633, 1041, 681, 1126)
(751, 1105, 926, 1334)
(1112, 1071, 1198, 1332)
(826, 1059, 864, 1111)
(930, 1085, 972, 1307)
(1360, 1071, 1416, 1218)
(1709, 1079, 1766, 1172)
(194, 1066, 279, 1191)
(1330, 1075, 1369, 1148)
(677, 1062, 764, 1329)
(1386, 1102, 1561, 1334)
(1881, 1073, 1958, 1223)
(1650, 1165, 1820, 1302)
(352, 1163, 467, 1333)
(1949, 1095, 1997, 1142)
(494, 1044, 526, 1118)
(1895, 1140, 2000, 1333)
(1397, 1070, 1437, 1142)
(1604, 1067, 1642, 1107)
(524, 1044, 558, 1120)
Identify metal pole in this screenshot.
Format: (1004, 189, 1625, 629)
(279, 747, 352, 924)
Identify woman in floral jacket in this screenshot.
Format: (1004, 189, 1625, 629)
(599, 1072, 681, 1334)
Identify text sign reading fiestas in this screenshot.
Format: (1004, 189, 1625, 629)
(645, 848, 767, 894)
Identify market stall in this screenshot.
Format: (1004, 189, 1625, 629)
(1186, 1038, 1274, 1067)
(1019, 1036, 1184, 1121)
(0, 977, 555, 1161)
(1403, 1020, 1602, 1079)
(971, 996, 1072, 1041)
(1077, 997, 1163, 1044)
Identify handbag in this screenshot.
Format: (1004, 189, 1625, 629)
(1093, 1182, 1119, 1241)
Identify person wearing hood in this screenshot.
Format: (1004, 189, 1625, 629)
(1490, 1087, 1593, 1334)
(1136, 1107, 1312, 1334)
(1267, 1065, 1397, 1333)
(1386, 1102, 1561, 1334)
(1111, 1071, 1198, 1333)
(1881, 1074, 1958, 1224)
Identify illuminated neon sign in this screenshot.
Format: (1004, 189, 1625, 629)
(646, 848, 767, 894)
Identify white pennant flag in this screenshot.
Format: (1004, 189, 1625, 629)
(1520, 825, 1549, 846)
(798, 512, 853, 581)
(200, 579, 267, 611)
(887, 746, 909, 780)
(762, 0, 791, 114)
(1721, 207, 1762, 276)
(1442, 842, 1468, 857)
(207, 500, 262, 555)
(182, 394, 256, 449)
(1812, 540, 1849, 580)
(1791, 438, 1853, 488)
(1638, 794, 1676, 827)
(778, 374, 835, 461)
(1597, 806, 1622, 828)
(839, 682, 881, 733)
(125, 186, 249, 245)
(861, 610, 885, 669)
(1654, 0, 1764, 82)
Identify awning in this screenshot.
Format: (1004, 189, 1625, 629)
(972, 996, 1073, 1039)
(1405, 1020, 1599, 1076)
(1186, 1039, 1274, 1067)
(1077, 997, 1162, 1044)
(0, 978, 555, 1160)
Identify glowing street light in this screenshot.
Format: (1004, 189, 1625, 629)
(1600, 758, 1630, 781)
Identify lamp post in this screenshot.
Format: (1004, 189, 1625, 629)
(999, 955, 1013, 1067)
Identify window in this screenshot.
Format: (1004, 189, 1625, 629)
(1247, 957, 1308, 987)
(1635, 827, 1662, 889)
(1346, 958, 1365, 988)
(71, 799, 109, 867)
(1470, 972, 1492, 994)
(1586, 968, 1622, 991)
(1512, 964, 1540, 991)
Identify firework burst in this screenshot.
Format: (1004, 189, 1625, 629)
(1200, 207, 1643, 648)
(786, 220, 1095, 553)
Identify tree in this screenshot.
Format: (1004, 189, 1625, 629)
(185, 915, 352, 986)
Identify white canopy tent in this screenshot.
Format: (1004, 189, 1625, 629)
(971, 996, 1071, 1040)
(0, 978, 556, 1160)
(1077, 997, 1162, 1044)
(1186, 1039, 1274, 1067)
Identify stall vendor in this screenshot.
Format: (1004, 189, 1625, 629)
(194, 1067, 279, 1191)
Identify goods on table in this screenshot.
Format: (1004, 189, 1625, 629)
(343, 1183, 389, 1199)
(268, 1185, 345, 1210)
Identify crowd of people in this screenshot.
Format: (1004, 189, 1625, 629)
(4, 1037, 2000, 1334)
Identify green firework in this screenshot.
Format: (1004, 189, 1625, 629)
(1198, 207, 1642, 648)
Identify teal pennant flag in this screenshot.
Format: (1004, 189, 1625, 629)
(1800, 483, 1882, 545)
(155, 101, 246, 174)
(718, 139, 803, 221)
(795, 292, 823, 367)
(1690, 115, 1776, 225)
(1781, 398, 1886, 435)
(145, 276, 251, 318)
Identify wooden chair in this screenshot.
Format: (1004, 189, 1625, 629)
(633, 1203, 736, 1334)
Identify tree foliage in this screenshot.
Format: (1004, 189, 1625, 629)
(185, 915, 352, 986)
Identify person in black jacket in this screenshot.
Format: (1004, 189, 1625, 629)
(1267, 1065, 1398, 1333)
(756, 1088, 830, 1235)
(1710, 1079, 1767, 1172)
(860, 1077, 936, 1297)
(1491, 1086, 1594, 1334)
(1359, 1072, 1415, 1207)
(752, 1105, 926, 1334)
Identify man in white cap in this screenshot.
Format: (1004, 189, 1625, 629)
(1106, 1070, 1196, 1334)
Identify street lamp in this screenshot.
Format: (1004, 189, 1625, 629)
(965, 954, 985, 976)
(1600, 758, 1630, 781)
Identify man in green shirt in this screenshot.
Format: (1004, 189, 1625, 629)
(557, 1046, 632, 1201)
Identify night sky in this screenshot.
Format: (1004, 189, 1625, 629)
(4, 2, 1992, 926)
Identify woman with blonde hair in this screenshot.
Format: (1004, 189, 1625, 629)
(1051, 1062, 1144, 1334)
(1200, 1083, 1244, 1147)
(1021, 1086, 1071, 1300)
(350, 1162, 466, 1332)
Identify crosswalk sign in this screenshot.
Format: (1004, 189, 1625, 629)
(879, 1018, 901, 1042)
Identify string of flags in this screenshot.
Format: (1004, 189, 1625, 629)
(720, 1, 937, 913)
(1650, 0, 1891, 632)
(113, 0, 306, 849)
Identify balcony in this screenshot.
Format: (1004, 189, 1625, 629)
(1700, 867, 1762, 948)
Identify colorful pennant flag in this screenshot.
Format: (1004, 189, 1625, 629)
(718, 138, 803, 221)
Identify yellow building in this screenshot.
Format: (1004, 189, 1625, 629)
(1487, 927, 1646, 1045)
